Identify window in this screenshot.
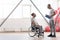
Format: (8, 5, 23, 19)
(22, 5, 31, 18)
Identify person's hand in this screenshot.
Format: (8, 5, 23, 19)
(45, 15, 51, 19)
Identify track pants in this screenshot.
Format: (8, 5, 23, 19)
(49, 20, 56, 35)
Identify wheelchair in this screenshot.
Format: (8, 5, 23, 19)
(28, 26, 44, 37)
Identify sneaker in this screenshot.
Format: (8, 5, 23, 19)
(51, 35, 56, 37)
(48, 34, 52, 37)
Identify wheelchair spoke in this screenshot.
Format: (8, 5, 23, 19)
(28, 27, 36, 37)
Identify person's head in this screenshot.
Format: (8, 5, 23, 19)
(47, 4, 52, 9)
(31, 13, 36, 18)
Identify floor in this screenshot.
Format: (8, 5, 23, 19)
(0, 32, 60, 40)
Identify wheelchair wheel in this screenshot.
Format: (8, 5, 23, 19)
(28, 27, 36, 37)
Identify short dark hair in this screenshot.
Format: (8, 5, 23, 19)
(31, 13, 36, 16)
(31, 13, 35, 16)
(48, 4, 51, 7)
(47, 4, 52, 9)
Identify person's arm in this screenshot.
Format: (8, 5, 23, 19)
(50, 9, 55, 17)
(45, 15, 51, 19)
(51, 12, 55, 17)
(31, 21, 36, 25)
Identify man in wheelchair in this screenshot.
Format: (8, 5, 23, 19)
(31, 13, 44, 37)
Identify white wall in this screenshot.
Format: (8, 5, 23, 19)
(57, 0, 60, 7)
(0, 0, 58, 31)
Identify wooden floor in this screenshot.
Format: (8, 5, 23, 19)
(0, 32, 60, 40)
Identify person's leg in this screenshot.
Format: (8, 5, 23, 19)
(39, 26, 42, 34)
(31, 25, 36, 32)
(48, 21, 53, 37)
(52, 20, 56, 37)
(40, 26, 44, 33)
(35, 25, 44, 37)
(50, 21, 53, 35)
(48, 20, 56, 37)
(39, 26, 44, 36)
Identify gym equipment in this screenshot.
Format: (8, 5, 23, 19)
(56, 26, 60, 32)
(45, 26, 60, 32)
(45, 26, 50, 32)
